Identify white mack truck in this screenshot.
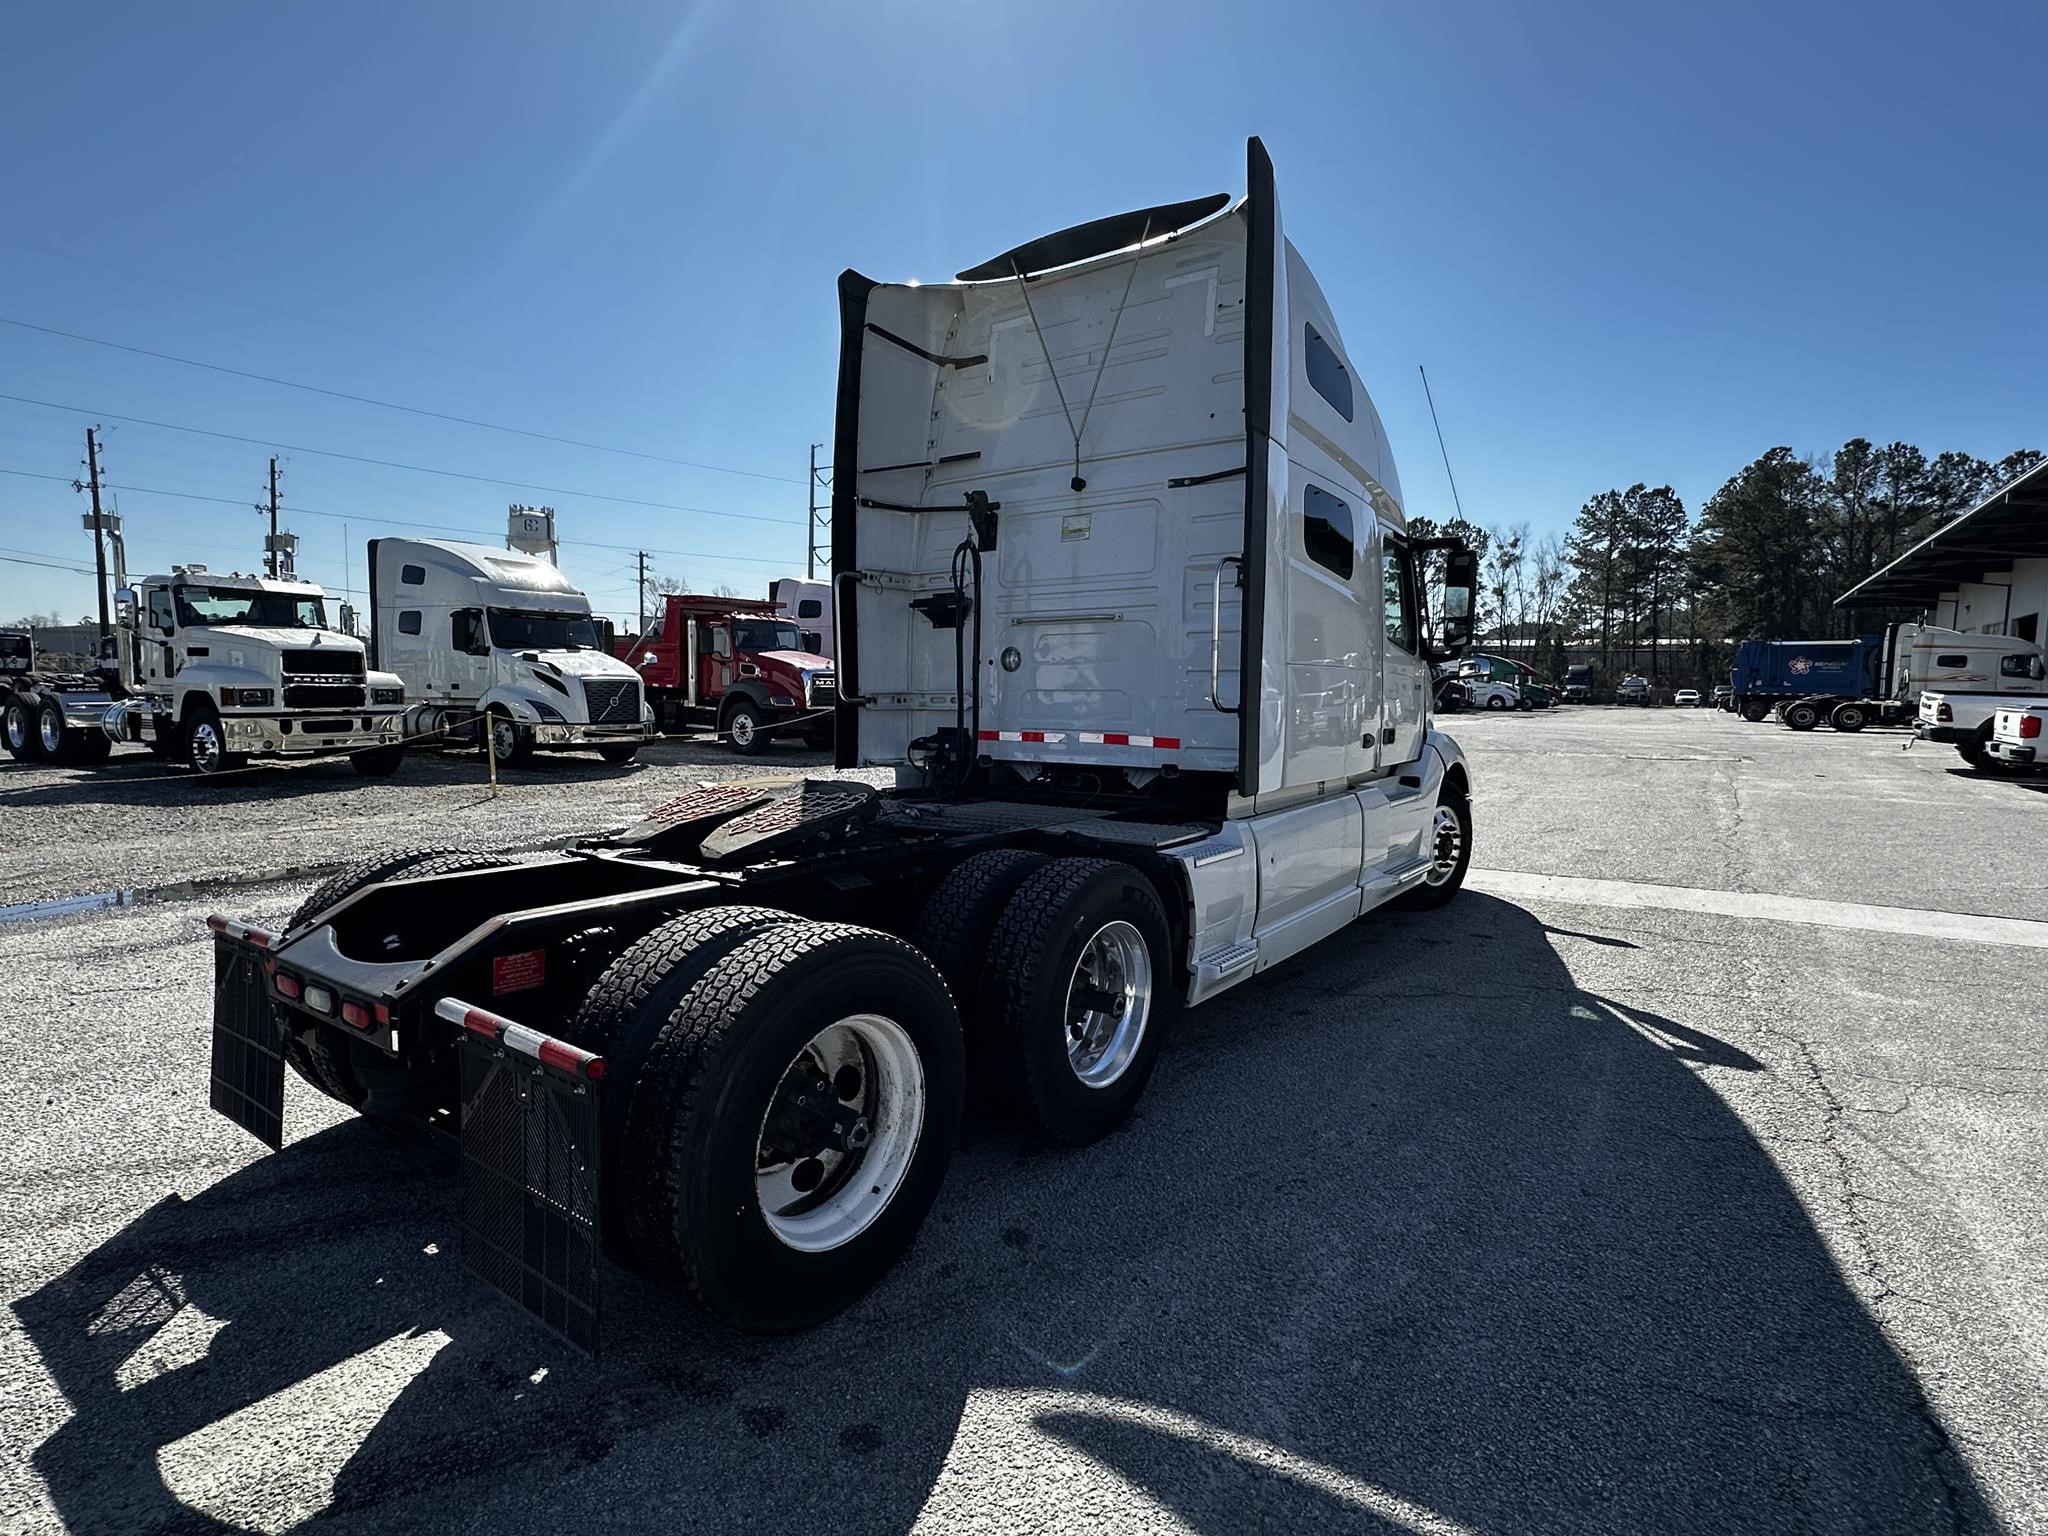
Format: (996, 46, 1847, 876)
(199, 139, 1482, 1350)
(2, 534, 407, 777)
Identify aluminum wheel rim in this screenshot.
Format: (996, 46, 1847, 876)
(1065, 920, 1152, 1088)
(190, 720, 222, 771)
(4, 707, 24, 751)
(1425, 804, 1464, 886)
(37, 711, 62, 754)
(755, 1013, 924, 1254)
(730, 712, 755, 747)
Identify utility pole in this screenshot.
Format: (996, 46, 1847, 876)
(636, 549, 648, 638)
(265, 457, 280, 577)
(807, 444, 831, 578)
(81, 427, 110, 647)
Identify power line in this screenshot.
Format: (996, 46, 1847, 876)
(0, 314, 806, 485)
(0, 392, 805, 527)
(0, 467, 801, 568)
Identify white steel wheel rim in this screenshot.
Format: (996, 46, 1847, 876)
(730, 712, 755, 746)
(1425, 804, 1465, 886)
(190, 720, 222, 770)
(38, 711, 62, 753)
(491, 717, 516, 759)
(4, 707, 24, 750)
(1064, 920, 1153, 1089)
(755, 1013, 925, 1254)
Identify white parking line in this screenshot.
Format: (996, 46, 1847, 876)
(1468, 869, 2048, 950)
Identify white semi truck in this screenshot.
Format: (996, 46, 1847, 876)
(2, 538, 406, 777)
(367, 537, 655, 765)
(200, 140, 1482, 1350)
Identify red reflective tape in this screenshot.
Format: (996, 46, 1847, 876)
(462, 1008, 501, 1040)
(536, 1037, 604, 1081)
(246, 929, 272, 949)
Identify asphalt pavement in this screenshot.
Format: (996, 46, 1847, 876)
(1, 707, 2042, 1534)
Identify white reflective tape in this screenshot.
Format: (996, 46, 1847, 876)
(499, 1021, 552, 1062)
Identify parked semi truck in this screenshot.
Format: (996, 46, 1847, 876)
(1731, 624, 2044, 736)
(202, 140, 1483, 1348)
(769, 577, 833, 659)
(3, 540, 406, 775)
(1562, 663, 1594, 703)
(368, 538, 655, 766)
(619, 592, 835, 753)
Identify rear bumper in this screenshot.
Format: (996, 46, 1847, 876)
(1914, 724, 1965, 745)
(1988, 739, 2036, 764)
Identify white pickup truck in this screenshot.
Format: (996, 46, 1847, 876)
(1915, 637, 2048, 770)
(1987, 701, 2048, 770)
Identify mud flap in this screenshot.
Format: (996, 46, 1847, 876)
(459, 1031, 602, 1355)
(208, 935, 285, 1150)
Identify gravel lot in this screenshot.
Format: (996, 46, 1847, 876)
(2, 709, 2043, 1534)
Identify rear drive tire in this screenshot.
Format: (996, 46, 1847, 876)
(349, 742, 405, 777)
(913, 848, 1050, 1022)
(599, 744, 641, 764)
(3, 695, 40, 760)
(627, 921, 964, 1332)
(35, 699, 72, 764)
(572, 904, 806, 1260)
(977, 858, 1174, 1145)
(1784, 701, 1821, 731)
(1830, 703, 1868, 733)
(281, 846, 516, 1106)
(1398, 786, 1473, 909)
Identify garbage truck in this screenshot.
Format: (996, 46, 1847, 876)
(1730, 623, 2044, 732)
(200, 139, 1482, 1350)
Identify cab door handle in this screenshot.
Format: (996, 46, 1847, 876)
(1382, 727, 1397, 744)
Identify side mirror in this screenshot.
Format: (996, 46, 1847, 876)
(1433, 548, 1479, 658)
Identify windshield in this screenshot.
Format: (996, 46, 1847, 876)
(488, 607, 599, 651)
(173, 587, 327, 628)
(734, 621, 805, 653)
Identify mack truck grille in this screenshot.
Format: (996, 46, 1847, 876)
(582, 678, 641, 725)
(808, 675, 837, 707)
(282, 650, 365, 677)
(284, 682, 367, 708)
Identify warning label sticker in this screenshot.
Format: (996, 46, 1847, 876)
(492, 949, 547, 995)
(1061, 513, 1091, 542)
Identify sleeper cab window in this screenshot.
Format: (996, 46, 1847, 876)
(796, 599, 822, 619)
(398, 610, 423, 636)
(1936, 653, 1968, 667)
(399, 563, 427, 586)
(1304, 322, 1353, 422)
(1302, 484, 1354, 580)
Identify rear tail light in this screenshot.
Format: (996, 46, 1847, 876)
(340, 1000, 372, 1029)
(1937, 702, 1953, 722)
(2022, 715, 2042, 740)
(274, 972, 302, 1000)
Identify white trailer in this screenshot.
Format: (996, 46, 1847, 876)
(200, 140, 1482, 1349)
(367, 538, 656, 765)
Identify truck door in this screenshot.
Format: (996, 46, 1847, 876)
(1378, 528, 1427, 765)
(141, 586, 175, 686)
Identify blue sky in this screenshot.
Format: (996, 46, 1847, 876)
(3, 0, 2042, 626)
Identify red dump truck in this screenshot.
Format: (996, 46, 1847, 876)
(617, 593, 836, 753)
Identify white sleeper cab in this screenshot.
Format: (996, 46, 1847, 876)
(368, 537, 655, 765)
(199, 140, 1483, 1350)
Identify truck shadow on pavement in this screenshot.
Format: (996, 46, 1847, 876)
(15, 894, 1990, 1534)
